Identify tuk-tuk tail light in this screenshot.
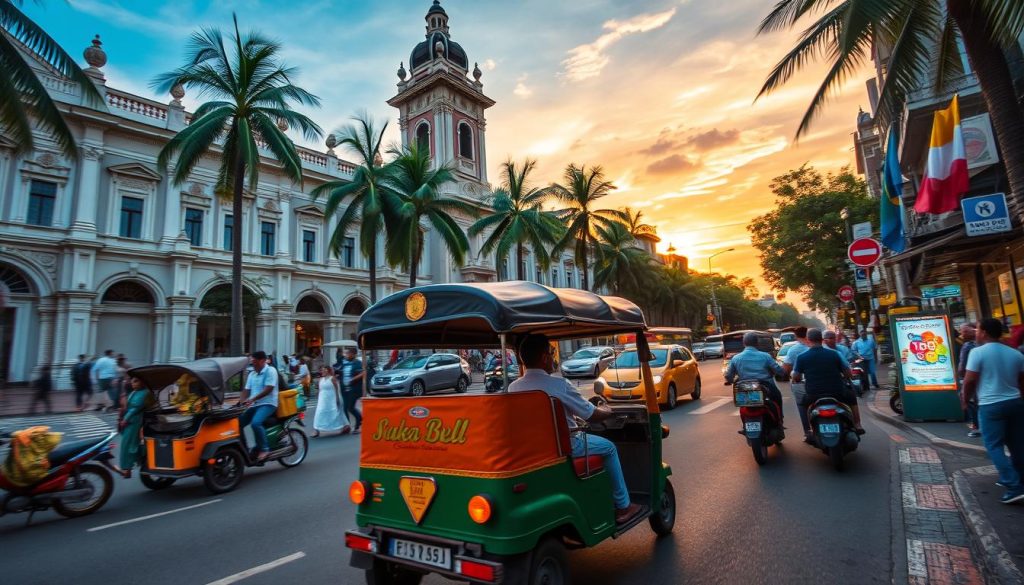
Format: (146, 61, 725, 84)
(344, 532, 377, 553)
(349, 480, 370, 505)
(468, 494, 493, 524)
(456, 557, 498, 582)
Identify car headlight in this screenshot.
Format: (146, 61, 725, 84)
(653, 375, 663, 384)
(391, 375, 409, 382)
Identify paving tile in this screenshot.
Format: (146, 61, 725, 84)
(921, 542, 983, 585)
(915, 484, 958, 511)
(909, 446, 942, 464)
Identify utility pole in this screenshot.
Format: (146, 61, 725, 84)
(708, 248, 734, 334)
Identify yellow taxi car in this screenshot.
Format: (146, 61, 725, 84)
(598, 344, 701, 409)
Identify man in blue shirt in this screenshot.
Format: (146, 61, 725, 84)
(793, 329, 864, 437)
(335, 347, 365, 433)
(824, 331, 853, 366)
(725, 332, 785, 419)
(239, 351, 279, 461)
(851, 330, 879, 388)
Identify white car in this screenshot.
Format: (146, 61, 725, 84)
(560, 346, 615, 378)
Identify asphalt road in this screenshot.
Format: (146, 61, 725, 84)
(0, 361, 895, 584)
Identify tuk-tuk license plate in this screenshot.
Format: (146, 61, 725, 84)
(819, 423, 841, 434)
(389, 538, 451, 570)
(744, 422, 762, 432)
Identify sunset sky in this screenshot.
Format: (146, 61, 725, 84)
(29, 0, 868, 299)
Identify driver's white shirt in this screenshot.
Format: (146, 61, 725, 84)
(508, 369, 595, 429)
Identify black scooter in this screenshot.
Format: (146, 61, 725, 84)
(733, 379, 784, 465)
(808, 396, 860, 471)
(484, 363, 519, 393)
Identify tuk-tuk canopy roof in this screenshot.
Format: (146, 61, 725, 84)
(128, 357, 249, 404)
(358, 281, 647, 350)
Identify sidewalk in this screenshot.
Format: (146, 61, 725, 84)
(0, 387, 101, 418)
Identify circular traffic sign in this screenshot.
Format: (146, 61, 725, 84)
(838, 285, 855, 303)
(848, 238, 882, 267)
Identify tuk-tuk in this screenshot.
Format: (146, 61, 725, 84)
(128, 357, 308, 494)
(344, 282, 676, 584)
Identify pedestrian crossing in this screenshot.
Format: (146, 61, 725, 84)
(0, 413, 115, 441)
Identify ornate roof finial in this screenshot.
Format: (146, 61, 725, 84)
(473, 62, 482, 81)
(325, 134, 337, 156)
(83, 34, 106, 69)
(170, 83, 185, 106)
(398, 61, 407, 81)
(277, 117, 289, 132)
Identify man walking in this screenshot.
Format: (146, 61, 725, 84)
(957, 324, 980, 438)
(336, 347, 364, 433)
(91, 350, 118, 412)
(852, 330, 879, 388)
(72, 354, 94, 411)
(963, 318, 1024, 504)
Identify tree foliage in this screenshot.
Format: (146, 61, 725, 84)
(749, 166, 875, 313)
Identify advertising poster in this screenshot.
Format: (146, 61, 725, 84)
(893, 315, 957, 391)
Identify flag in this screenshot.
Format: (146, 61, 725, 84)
(880, 129, 906, 253)
(914, 95, 969, 214)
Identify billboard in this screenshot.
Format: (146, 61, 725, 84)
(893, 314, 957, 392)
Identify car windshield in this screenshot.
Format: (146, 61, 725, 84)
(780, 333, 796, 343)
(706, 342, 723, 350)
(608, 349, 668, 369)
(394, 355, 430, 370)
(570, 349, 601, 360)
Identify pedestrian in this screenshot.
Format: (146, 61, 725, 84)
(962, 318, 1024, 504)
(851, 330, 879, 388)
(92, 350, 118, 412)
(29, 365, 53, 415)
(312, 365, 348, 437)
(958, 324, 980, 438)
(298, 357, 312, 398)
(115, 376, 155, 478)
(114, 354, 130, 410)
(72, 354, 93, 411)
(1007, 325, 1024, 354)
(335, 347, 364, 433)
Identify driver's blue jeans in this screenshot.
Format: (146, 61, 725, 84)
(571, 433, 630, 509)
(240, 405, 276, 453)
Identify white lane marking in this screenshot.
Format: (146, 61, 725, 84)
(898, 449, 911, 464)
(205, 552, 306, 585)
(906, 539, 927, 578)
(689, 397, 731, 415)
(901, 482, 918, 509)
(87, 499, 222, 532)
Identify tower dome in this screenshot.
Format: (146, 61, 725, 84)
(409, 1, 468, 70)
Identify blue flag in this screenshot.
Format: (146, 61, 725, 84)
(880, 129, 906, 253)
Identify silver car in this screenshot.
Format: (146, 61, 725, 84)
(371, 353, 471, 397)
(560, 346, 615, 378)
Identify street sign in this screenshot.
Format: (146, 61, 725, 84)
(848, 238, 882, 267)
(852, 221, 872, 239)
(838, 285, 855, 302)
(921, 284, 962, 299)
(961, 192, 1011, 237)
(854, 268, 870, 292)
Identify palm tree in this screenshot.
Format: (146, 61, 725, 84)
(311, 112, 392, 304)
(592, 221, 656, 296)
(154, 16, 322, 356)
(1, 0, 104, 156)
(622, 207, 657, 239)
(383, 143, 476, 288)
(469, 159, 563, 281)
(550, 164, 628, 291)
(756, 1, 1024, 215)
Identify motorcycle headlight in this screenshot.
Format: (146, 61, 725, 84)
(653, 375, 663, 384)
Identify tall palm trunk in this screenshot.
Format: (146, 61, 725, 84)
(516, 242, 525, 281)
(580, 237, 590, 292)
(409, 240, 419, 289)
(948, 0, 1024, 220)
(368, 243, 378, 304)
(230, 151, 245, 356)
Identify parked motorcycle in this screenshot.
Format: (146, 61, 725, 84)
(0, 431, 117, 523)
(808, 397, 860, 471)
(484, 363, 519, 393)
(733, 379, 784, 465)
(849, 357, 870, 397)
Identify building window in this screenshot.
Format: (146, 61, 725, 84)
(416, 122, 430, 154)
(458, 123, 473, 159)
(302, 229, 316, 262)
(119, 196, 144, 238)
(223, 214, 233, 251)
(519, 257, 527, 281)
(27, 180, 57, 226)
(500, 258, 509, 281)
(551, 268, 559, 287)
(342, 236, 355, 268)
(535, 265, 543, 284)
(260, 222, 276, 256)
(184, 208, 203, 246)
(565, 263, 575, 289)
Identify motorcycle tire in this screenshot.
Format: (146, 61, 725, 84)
(890, 392, 903, 415)
(752, 441, 768, 466)
(829, 446, 845, 472)
(203, 447, 245, 494)
(278, 428, 308, 468)
(140, 473, 176, 490)
(53, 463, 113, 518)
(649, 478, 676, 537)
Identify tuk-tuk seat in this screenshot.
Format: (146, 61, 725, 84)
(550, 397, 606, 478)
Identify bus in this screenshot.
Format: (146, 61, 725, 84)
(616, 327, 694, 350)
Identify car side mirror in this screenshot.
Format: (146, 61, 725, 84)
(424, 363, 435, 370)
(672, 359, 684, 367)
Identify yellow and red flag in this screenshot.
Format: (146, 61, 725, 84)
(914, 95, 969, 214)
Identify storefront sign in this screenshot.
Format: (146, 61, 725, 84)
(962, 114, 1000, 169)
(892, 314, 957, 392)
(852, 221, 872, 239)
(961, 193, 1011, 237)
(921, 284, 961, 299)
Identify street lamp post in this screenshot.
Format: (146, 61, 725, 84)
(708, 248, 734, 333)
(839, 207, 863, 334)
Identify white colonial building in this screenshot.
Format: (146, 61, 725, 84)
(0, 1, 605, 389)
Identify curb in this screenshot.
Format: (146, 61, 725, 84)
(952, 466, 1024, 585)
(888, 442, 909, 585)
(864, 390, 985, 452)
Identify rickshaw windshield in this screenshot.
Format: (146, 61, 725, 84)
(609, 349, 667, 369)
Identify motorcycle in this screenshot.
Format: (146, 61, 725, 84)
(849, 357, 870, 397)
(0, 431, 117, 523)
(808, 396, 860, 471)
(733, 379, 784, 465)
(484, 363, 519, 393)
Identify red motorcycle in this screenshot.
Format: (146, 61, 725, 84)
(733, 379, 785, 465)
(0, 432, 117, 523)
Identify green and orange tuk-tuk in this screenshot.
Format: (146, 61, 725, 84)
(345, 282, 676, 585)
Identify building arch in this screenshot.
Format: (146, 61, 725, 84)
(0, 259, 47, 384)
(95, 273, 166, 308)
(92, 276, 162, 368)
(458, 121, 474, 159)
(293, 290, 335, 357)
(415, 120, 431, 154)
(294, 289, 337, 316)
(193, 278, 268, 312)
(341, 295, 369, 316)
(0, 252, 51, 297)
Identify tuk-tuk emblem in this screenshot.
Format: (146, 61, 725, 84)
(398, 476, 437, 524)
(409, 406, 429, 419)
(405, 292, 427, 321)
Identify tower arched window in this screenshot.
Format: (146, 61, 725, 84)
(458, 123, 473, 159)
(416, 122, 431, 155)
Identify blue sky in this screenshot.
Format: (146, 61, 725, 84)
(26, 0, 867, 293)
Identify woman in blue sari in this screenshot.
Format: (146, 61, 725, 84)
(116, 376, 155, 478)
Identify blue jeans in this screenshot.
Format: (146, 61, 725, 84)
(240, 405, 276, 453)
(979, 398, 1024, 491)
(863, 359, 878, 386)
(571, 433, 630, 509)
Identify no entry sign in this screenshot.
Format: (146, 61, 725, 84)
(848, 238, 882, 267)
(838, 285, 855, 303)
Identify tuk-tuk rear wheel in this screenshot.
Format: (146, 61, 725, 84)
(649, 478, 676, 537)
(202, 448, 244, 494)
(527, 538, 568, 585)
(140, 473, 176, 490)
(364, 559, 423, 585)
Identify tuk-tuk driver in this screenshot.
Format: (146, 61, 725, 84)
(509, 334, 642, 524)
(239, 350, 279, 461)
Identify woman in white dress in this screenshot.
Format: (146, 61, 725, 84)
(312, 365, 349, 437)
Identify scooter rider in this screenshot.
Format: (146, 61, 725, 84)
(725, 332, 785, 420)
(238, 351, 279, 461)
(792, 329, 865, 437)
